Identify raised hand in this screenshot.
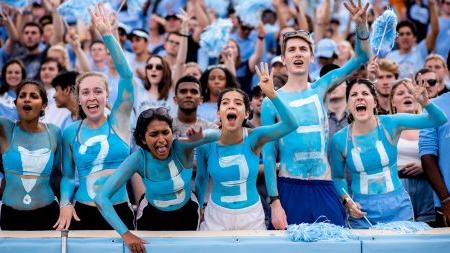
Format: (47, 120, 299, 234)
(255, 62, 276, 98)
(367, 56, 379, 81)
(344, 0, 369, 25)
(89, 4, 113, 35)
(186, 126, 204, 142)
(404, 77, 429, 107)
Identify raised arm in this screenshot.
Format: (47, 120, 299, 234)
(389, 79, 447, 132)
(425, 0, 439, 53)
(0, 7, 19, 55)
(314, 0, 370, 94)
(190, 0, 210, 42)
(95, 150, 146, 251)
(248, 25, 265, 73)
(250, 63, 297, 150)
(90, 5, 134, 143)
(172, 10, 190, 84)
(69, 31, 91, 73)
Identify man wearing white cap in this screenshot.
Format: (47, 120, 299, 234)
(127, 29, 151, 82)
(271, 56, 287, 76)
(310, 38, 338, 81)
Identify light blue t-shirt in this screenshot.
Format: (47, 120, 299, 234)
(434, 17, 450, 58)
(386, 40, 428, 78)
(419, 92, 450, 207)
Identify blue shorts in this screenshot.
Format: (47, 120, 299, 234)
(348, 188, 414, 229)
(269, 177, 345, 228)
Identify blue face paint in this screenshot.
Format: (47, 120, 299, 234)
(2, 119, 62, 210)
(60, 35, 134, 205)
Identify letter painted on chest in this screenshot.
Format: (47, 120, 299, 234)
(219, 154, 249, 203)
(153, 160, 186, 208)
(18, 146, 51, 205)
(79, 135, 109, 199)
(288, 94, 327, 162)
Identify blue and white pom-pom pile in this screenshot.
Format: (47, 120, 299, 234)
(200, 18, 233, 57)
(372, 221, 432, 234)
(370, 9, 398, 58)
(287, 222, 355, 242)
(235, 0, 272, 27)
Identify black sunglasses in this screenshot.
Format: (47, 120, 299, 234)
(282, 30, 311, 41)
(425, 79, 438, 86)
(141, 107, 170, 118)
(146, 64, 163, 71)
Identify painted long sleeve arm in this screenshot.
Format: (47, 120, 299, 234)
(194, 145, 209, 208)
(103, 35, 134, 141)
(261, 99, 279, 197)
(250, 94, 297, 150)
(95, 151, 141, 235)
(60, 131, 76, 204)
(391, 102, 447, 131)
(330, 136, 348, 198)
(314, 25, 370, 95)
(177, 129, 221, 152)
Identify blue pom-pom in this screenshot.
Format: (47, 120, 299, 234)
(372, 221, 432, 234)
(200, 19, 233, 57)
(287, 222, 355, 242)
(1, 0, 28, 8)
(127, 0, 147, 14)
(57, 0, 104, 25)
(205, 0, 230, 18)
(235, 0, 272, 27)
(370, 9, 398, 58)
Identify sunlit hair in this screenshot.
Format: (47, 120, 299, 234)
(425, 54, 447, 70)
(378, 59, 400, 79)
(47, 44, 71, 70)
(75, 72, 109, 119)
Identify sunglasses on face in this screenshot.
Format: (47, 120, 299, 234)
(141, 107, 170, 118)
(146, 64, 163, 71)
(424, 79, 438, 86)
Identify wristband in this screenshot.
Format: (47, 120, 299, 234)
(357, 34, 369, 41)
(258, 36, 265, 40)
(269, 196, 280, 204)
(179, 33, 189, 37)
(60, 201, 73, 208)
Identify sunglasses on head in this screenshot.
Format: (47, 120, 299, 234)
(282, 30, 311, 41)
(146, 64, 163, 71)
(425, 79, 438, 86)
(141, 107, 170, 118)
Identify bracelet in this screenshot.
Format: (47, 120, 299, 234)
(60, 201, 73, 208)
(342, 198, 349, 207)
(179, 33, 189, 37)
(357, 34, 370, 41)
(269, 196, 280, 204)
(441, 196, 450, 205)
(258, 36, 265, 40)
